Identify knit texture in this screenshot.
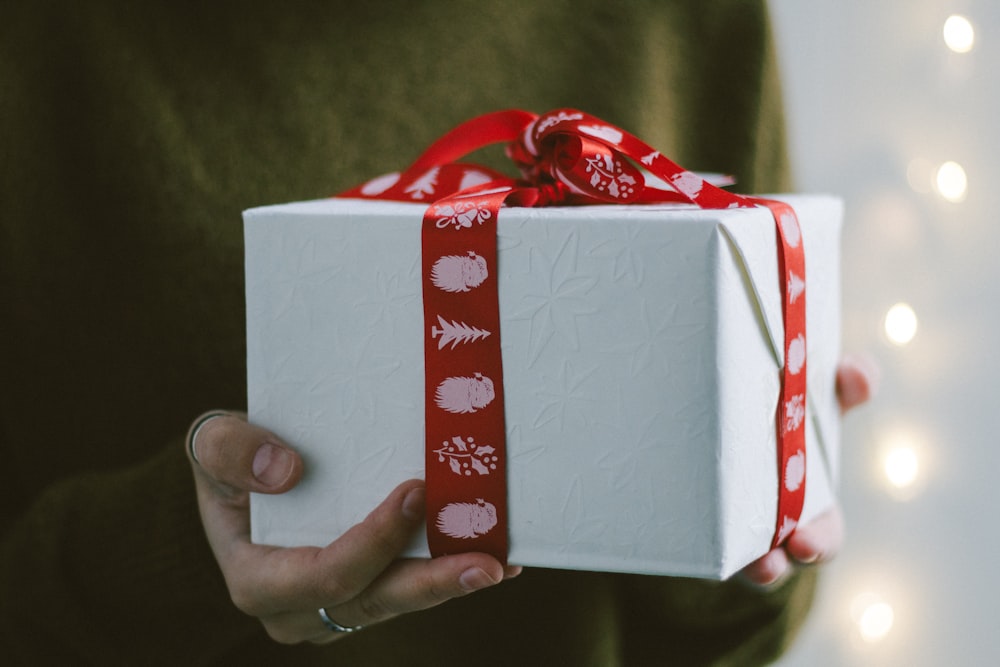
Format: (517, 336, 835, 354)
(1, 1, 813, 664)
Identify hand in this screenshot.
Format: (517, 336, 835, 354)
(186, 413, 521, 644)
(739, 355, 879, 587)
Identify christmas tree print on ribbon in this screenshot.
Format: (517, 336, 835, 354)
(431, 315, 491, 350)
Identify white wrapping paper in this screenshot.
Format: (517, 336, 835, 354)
(246, 195, 842, 579)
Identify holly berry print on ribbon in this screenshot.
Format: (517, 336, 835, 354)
(341, 108, 809, 559)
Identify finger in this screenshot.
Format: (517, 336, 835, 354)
(260, 552, 513, 644)
(228, 479, 429, 614)
(836, 354, 879, 414)
(784, 506, 844, 565)
(187, 411, 302, 495)
(739, 545, 791, 588)
(326, 552, 511, 628)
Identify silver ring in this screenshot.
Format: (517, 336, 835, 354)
(318, 607, 363, 633)
(187, 411, 228, 463)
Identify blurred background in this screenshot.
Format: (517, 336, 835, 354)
(768, 1, 998, 665)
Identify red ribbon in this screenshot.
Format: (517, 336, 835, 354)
(341, 109, 807, 563)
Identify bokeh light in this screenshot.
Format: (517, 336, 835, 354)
(850, 592, 896, 643)
(859, 602, 895, 642)
(943, 15, 975, 53)
(935, 161, 968, 202)
(884, 445, 919, 489)
(884, 303, 918, 345)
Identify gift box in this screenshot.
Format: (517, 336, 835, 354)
(246, 194, 842, 579)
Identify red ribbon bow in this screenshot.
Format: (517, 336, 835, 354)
(341, 109, 807, 564)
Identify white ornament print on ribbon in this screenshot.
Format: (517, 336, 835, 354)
(584, 154, 637, 199)
(784, 450, 806, 492)
(787, 271, 805, 304)
(431, 315, 491, 350)
(433, 200, 493, 230)
(360, 172, 401, 196)
(436, 499, 498, 539)
(780, 212, 801, 248)
(784, 394, 806, 434)
(458, 169, 494, 191)
(435, 373, 496, 414)
(404, 167, 440, 200)
(669, 170, 704, 199)
(578, 123, 624, 145)
(434, 435, 499, 477)
(534, 111, 584, 135)
(787, 334, 806, 375)
(775, 515, 798, 544)
(640, 151, 660, 166)
(431, 252, 488, 293)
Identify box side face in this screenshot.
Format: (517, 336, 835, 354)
(497, 211, 726, 575)
(246, 205, 427, 548)
(713, 196, 844, 577)
(714, 215, 783, 576)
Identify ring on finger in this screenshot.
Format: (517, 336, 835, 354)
(318, 608, 364, 634)
(187, 411, 229, 464)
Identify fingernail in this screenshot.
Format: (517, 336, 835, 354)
(459, 567, 499, 592)
(401, 487, 425, 521)
(252, 442, 295, 487)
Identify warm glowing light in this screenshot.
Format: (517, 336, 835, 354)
(884, 303, 918, 345)
(935, 161, 967, 202)
(943, 15, 975, 53)
(884, 446, 919, 488)
(859, 602, 895, 642)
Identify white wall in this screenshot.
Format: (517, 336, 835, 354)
(769, 1, 1000, 665)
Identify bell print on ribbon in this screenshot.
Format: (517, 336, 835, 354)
(433, 201, 493, 230)
(431, 252, 488, 293)
(436, 499, 498, 539)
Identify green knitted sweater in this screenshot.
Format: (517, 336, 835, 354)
(0, 1, 814, 664)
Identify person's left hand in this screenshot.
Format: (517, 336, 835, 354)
(739, 356, 877, 587)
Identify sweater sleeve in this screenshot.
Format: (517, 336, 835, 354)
(0, 441, 261, 665)
(615, 569, 817, 666)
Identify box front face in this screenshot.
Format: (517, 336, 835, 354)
(246, 197, 841, 578)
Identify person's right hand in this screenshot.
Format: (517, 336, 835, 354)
(186, 412, 520, 644)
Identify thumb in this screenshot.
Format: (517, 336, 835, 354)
(187, 411, 303, 494)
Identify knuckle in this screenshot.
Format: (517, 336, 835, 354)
(356, 590, 392, 623)
(228, 586, 263, 617)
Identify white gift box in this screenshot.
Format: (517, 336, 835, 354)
(246, 195, 842, 579)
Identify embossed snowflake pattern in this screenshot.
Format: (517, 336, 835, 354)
(509, 232, 598, 365)
(585, 224, 648, 286)
(531, 359, 601, 431)
(434, 435, 500, 477)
